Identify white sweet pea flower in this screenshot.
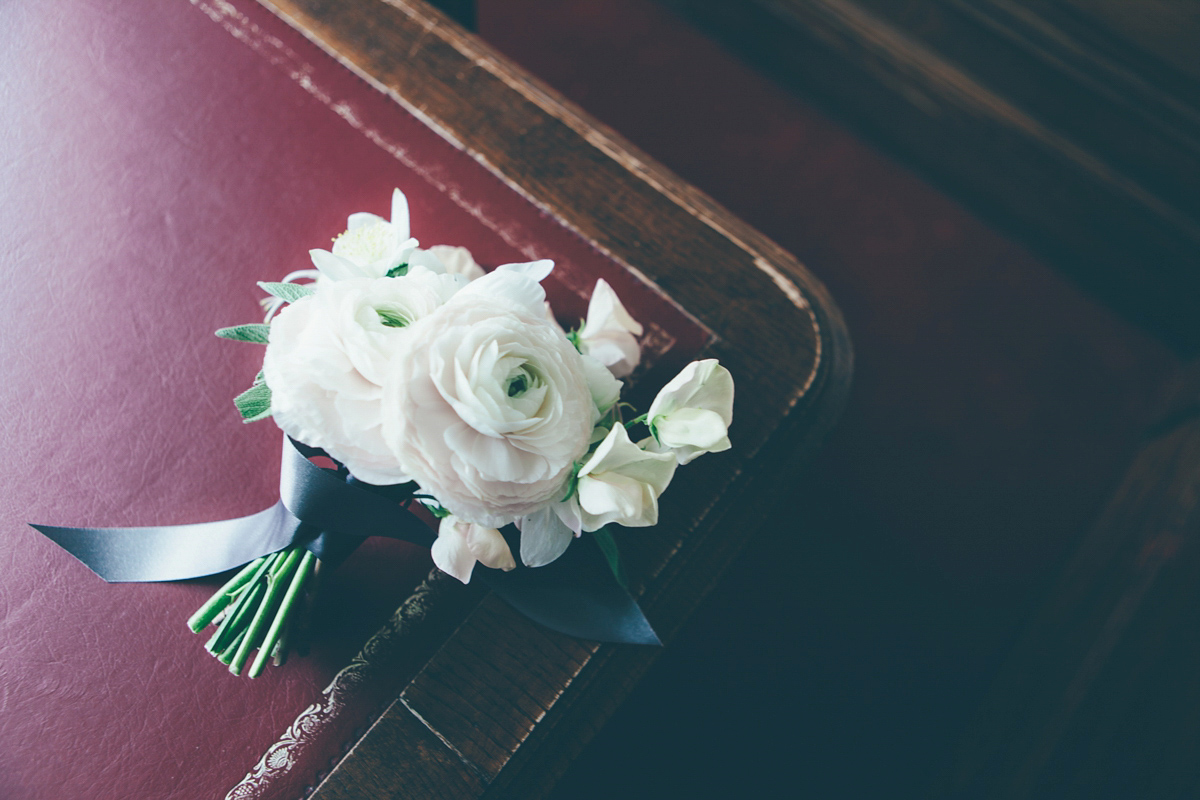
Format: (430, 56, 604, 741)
(494, 259, 555, 282)
(578, 279, 643, 378)
(310, 191, 495, 285)
(647, 359, 734, 465)
(581, 352, 622, 418)
(516, 503, 581, 568)
(262, 267, 465, 484)
(382, 262, 600, 527)
(431, 515, 516, 583)
(310, 189, 419, 281)
(575, 424, 677, 530)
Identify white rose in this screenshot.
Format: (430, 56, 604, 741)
(647, 359, 734, 464)
(381, 264, 600, 527)
(262, 268, 465, 484)
(309, 188, 419, 281)
(578, 279, 643, 377)
(575, 424, 677, 530)
(431, 515, 516, 583)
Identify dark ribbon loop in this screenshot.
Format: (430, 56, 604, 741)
(31, 438, 659, 645)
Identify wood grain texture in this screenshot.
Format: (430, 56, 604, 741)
(259, 0, 838, 418)
(940, 362, 1200, 798)
(664, 0, 1200, 352)
(242, 0, 850, 796)
(400, 597, 599, 780)
(305, 697, 487, 800)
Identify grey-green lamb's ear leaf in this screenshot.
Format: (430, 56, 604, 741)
(257, 281, 315, 304)
(216, 324, 270, 344)
(234, 382, 272, 422)
(253, 370, 266, 386)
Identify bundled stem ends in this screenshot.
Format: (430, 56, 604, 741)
(187, 546, 316, 677)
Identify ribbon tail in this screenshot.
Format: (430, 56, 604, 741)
(30, 501, 300, 583)
(31, 437, 656, 646)
(476, 533, 660, 645)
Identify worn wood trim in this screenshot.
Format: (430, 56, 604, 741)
(241, 0, 851, 796)
(424, 0, 474, 30)
(664, 0, 1200, 352)
(302, 695, 488, 800)
(260, 0, 838, 401)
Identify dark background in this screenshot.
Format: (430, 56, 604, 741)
(466, 1, 1196, 797)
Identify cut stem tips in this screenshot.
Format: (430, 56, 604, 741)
(188, 546, 317, 677)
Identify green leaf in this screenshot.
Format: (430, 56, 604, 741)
(593, 527, 628, 589)
(416, 497, 451, 519)
(257, 281, 315, 304)
(385, 263, 409, 278)
(561, 463, 581, 502)
(565, 325, 584, 353)
(234, 381, 272, 422)
(216, 324, 270, 344)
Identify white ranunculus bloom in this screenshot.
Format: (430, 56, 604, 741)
(431, 515, 516, 583)
(575, 424, 677, 530)
(309, 188, 419, 281)
(381, 263, 599, 527)
(262, 268, 465, 485)
(647, 359, 735, 465)
(578, 279, 643, 378)
(410, 245, 487, 281)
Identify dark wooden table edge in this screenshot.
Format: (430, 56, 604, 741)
(239, 0, 854, 796)
(308, 287, 852, 800)
(478, 318, 854, 800)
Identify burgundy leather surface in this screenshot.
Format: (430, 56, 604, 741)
(0, 2, 707, 798)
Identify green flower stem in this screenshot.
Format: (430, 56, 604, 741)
(228, 547, 303, 676)
(249, 550, 315, 678)
(187, 555, 267, 633)
(211, 577, 266, 659)
(272, 621, 290, 667)
(204, 619, 230, 655)
(293, 558, 324, 657)
(216, 616, 252, 665)
(204, 556, 273, 654)
(187, 546, 323, 676)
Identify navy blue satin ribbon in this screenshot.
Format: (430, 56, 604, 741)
(31, 438, 659, 645)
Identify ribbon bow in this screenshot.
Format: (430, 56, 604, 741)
(32, 438, 659, 645)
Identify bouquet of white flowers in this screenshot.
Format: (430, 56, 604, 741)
(34, 189, 734, 678)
